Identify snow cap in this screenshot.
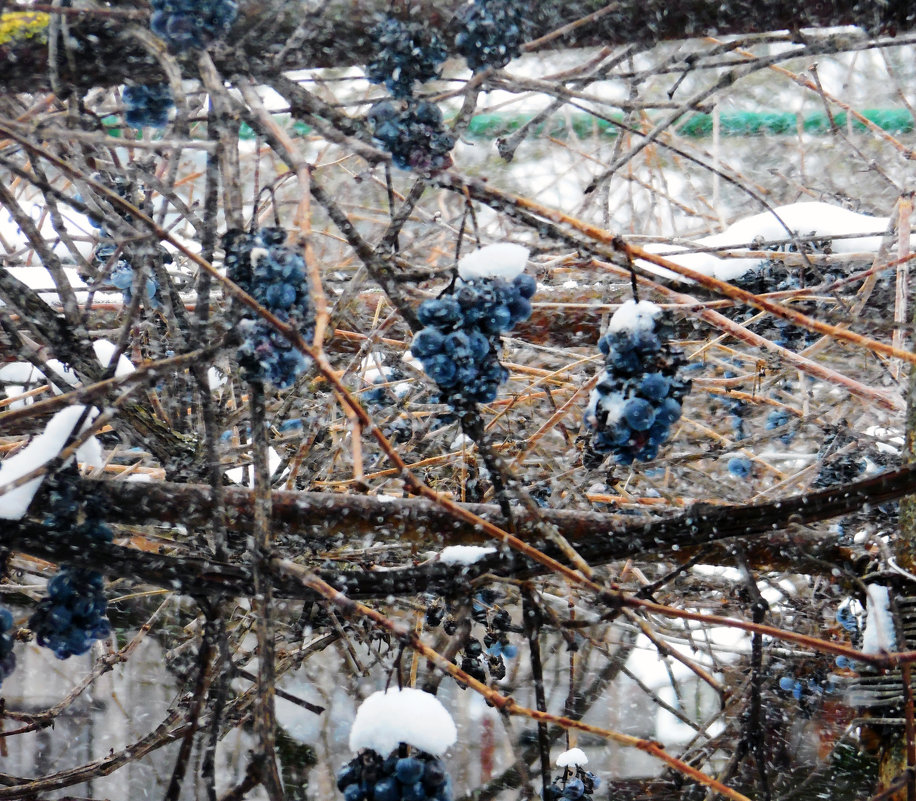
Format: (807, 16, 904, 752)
(458, 243, 529, 281)
(607, 299, 661, 333)
(349, 687, 457, 756)
(0, 405, 99, 520)
(556, 747, 588, 767)
(862, 584, 896, 654)
(439, 545, 497, 565)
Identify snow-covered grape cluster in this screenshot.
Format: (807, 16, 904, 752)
(455, 0, 526, 72)
(29, 472, 112, 660)
(150, 0, 237, 51)
(224, 227, 314, 388)
(337, 750, 452, 801)
(93, 241, 160, 308)
(585, 300, 690, 465)
(543, 767, 601, 801)
(0, 608, 16, 687)
(368, 99, 455, 173)
(122, 84, 174, 128)
(366, 18, 447, 98)
(410, 273, 535, 405)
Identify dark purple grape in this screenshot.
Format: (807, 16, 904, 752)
(372, 777, 399, 801)
(395, 757, 424, 784)
(423, 759, 448, 789)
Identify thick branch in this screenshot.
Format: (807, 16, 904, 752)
(4, 463, 912, 598)
(0, 1, 912, 92)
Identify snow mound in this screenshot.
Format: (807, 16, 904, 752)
(458, 243, 529, 281)
(439, 545, 497, 565)
(92, 339, 136, 377)
(638, 202, 889, 282)
(862, 584, 896, 654)
(556, 747, 588, 767)
(607, 299, 661, 333)
(0, 405, 99, 520)
(585, 384, 624, 428)
(349, 687, 457, 756)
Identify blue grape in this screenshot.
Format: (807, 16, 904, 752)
(727, 456, 752, 478)
(418, 297, 463, 328)
(563, 778, 585, 800)
(372, 777, 399, 801)
(623, 398, 655, 431)
(342, 783, 366, 801)
(337, 762, 361, 791)
(122, 84, 174, 128)
(513, 272, 537, 299)
(366, 17, 447, 97)
(639, 373, 670, 401)
(411, 327, 446, 358)
(655, 397, 682, 426)
(455, 0, 525, 71)
(424, 353, 459, 387)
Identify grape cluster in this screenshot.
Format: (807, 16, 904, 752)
(337, 749, 452, 801)
(454, 0, 526, 72)
(150, 0, 237, 51)
(30, 568, 111, 659)
(0, 608, 16, 687)
(777, 670, 836, 715)
(543, 767, 601, 801)
(29, 472, 112, 660)
(585, 303, 691, 465)
(122, 84, 174, 128)
(427, 590, 518, 684)
(93, 241, 160, 309)
(223, 227, 314, 388)
(812, 431, 866, 489)
(366, 18, 447, 98)
(410, 273, 535, 404)
(368, 100, 456, 173)
(732, 244, 841, 351)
